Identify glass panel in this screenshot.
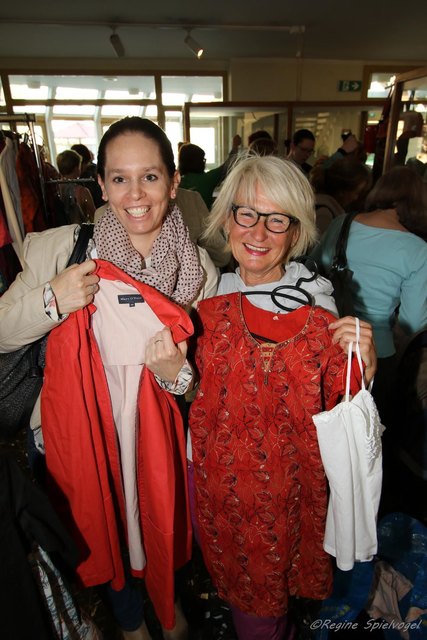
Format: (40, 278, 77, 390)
(55, 87, 99, 100)
(401, 76, 427, 102)
(0, 77, 5, 108)
(293, 105, 379, 164)
(367, 72, 397, 99)
(163, 93, 187, 107)
(395, 75, 427, 165)
(190, 126, 216, 167)
(100, 111, 159, 139)
(101, 105, 145, 117)
(51, 119, 97, 156)
(101, 76, 156, 98)
(164, 111, 184, 163)
(9, 74, 156, 99)
(143, 105, 158, 119)
(9, 80, 49, 100)
(162, 76, 223, 106)
(13, 105, 47, 115)
(187, 104, 288, 166)
(53, 105, 96, 116)
(16, 124, 46, 148)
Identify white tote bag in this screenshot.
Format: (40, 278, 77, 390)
(313, 319, 385, 571)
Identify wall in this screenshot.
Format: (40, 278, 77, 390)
(229, 57, 423, 101)
(2, 56, 424, 103)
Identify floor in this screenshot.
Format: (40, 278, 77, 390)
(1, 429, 323, 639)
(3, 429, 424, 639)
(76, 556, 320, 640)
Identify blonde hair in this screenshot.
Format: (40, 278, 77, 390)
(205, 154, 318, 260)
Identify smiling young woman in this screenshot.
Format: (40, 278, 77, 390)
(98, 131, 180, 257)
(0, 117, 205, 640)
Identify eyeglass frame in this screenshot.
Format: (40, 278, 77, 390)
(231, 204, 299, 234)
(296, 143, 315, 154)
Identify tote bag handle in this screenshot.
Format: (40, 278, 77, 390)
(345, 317, 369, 401)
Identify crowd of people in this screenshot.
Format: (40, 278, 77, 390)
(0, 116, 426, 640)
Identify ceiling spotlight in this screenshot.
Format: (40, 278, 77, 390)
(184, 30, 204, 59)
(110, 28, 125, 58)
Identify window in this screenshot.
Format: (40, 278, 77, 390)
(162, 76, 223, 106)
(3, 73, 225, 165)
(51, 119, 98, 157)
(362, 66, 416, 99)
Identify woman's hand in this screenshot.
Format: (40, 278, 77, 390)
(329, 316, 377, 384)
(50, 260, 100, 315)
(145, 327, 187, 383)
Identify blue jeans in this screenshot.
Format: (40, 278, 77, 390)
(103, 561, 144, 632)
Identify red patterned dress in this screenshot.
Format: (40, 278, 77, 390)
(189, 292, 360, 617)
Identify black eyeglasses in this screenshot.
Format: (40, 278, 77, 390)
(231, 204, 299, 234)
(296, 144, 314, 154)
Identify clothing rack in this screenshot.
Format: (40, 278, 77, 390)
(46, 178, 96, 185)
(0, 113, 49, 225)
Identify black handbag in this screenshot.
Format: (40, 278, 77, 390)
(328, 212, 358, 318)
(0, 224, 94, 438)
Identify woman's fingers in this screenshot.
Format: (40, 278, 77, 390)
(145, 327, 187, 382)
(50, 260, 100, 315)
(329, 316, 377, 383)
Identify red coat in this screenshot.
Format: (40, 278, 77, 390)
(41, 259, 193, 629)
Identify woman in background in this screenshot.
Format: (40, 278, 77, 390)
(56, 148, 96, 223)
(310, 157, 372, 235)
(311, 165, 427, 513)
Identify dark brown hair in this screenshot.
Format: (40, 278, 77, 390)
(310, 158, 372, 205)
(365, 166, 427, 237)
(56, 149, 82, 176)
(178, 143, 206, 174)
(97, 117, 175, 180)
(248, 137, 277, 156)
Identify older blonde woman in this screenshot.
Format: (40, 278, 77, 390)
(188, 155, 376, 640)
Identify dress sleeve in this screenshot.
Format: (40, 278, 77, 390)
(155, 359, 194, 395)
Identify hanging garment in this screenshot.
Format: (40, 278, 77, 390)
(30, 547, 102, 640)
(313, 320, 385, 571)
(0, 453, 79, 640)
(0, 243, 22, 293)
(0, 192, 13, 247)
(189, 293, 360, 617)
(59, 182, 87, 224)
(0, 137, 25, 261)
(41, 259, 194, 630)
(16, 141, 47, 233)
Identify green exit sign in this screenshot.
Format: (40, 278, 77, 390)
(338, 80, 362, 92)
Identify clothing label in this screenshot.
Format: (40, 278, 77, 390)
(118, 294, 145, 307)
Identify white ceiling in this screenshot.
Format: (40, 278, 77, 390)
(0, 1, 426, 63)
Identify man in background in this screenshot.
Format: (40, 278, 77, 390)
(287, 129, 315, 176)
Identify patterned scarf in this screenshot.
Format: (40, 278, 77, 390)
(94, 204, 203, 307)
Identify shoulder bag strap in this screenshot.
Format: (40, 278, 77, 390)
(30, 223, 95, 375)
(66, 223, 95, 267)
(331, 212, 358, 271)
